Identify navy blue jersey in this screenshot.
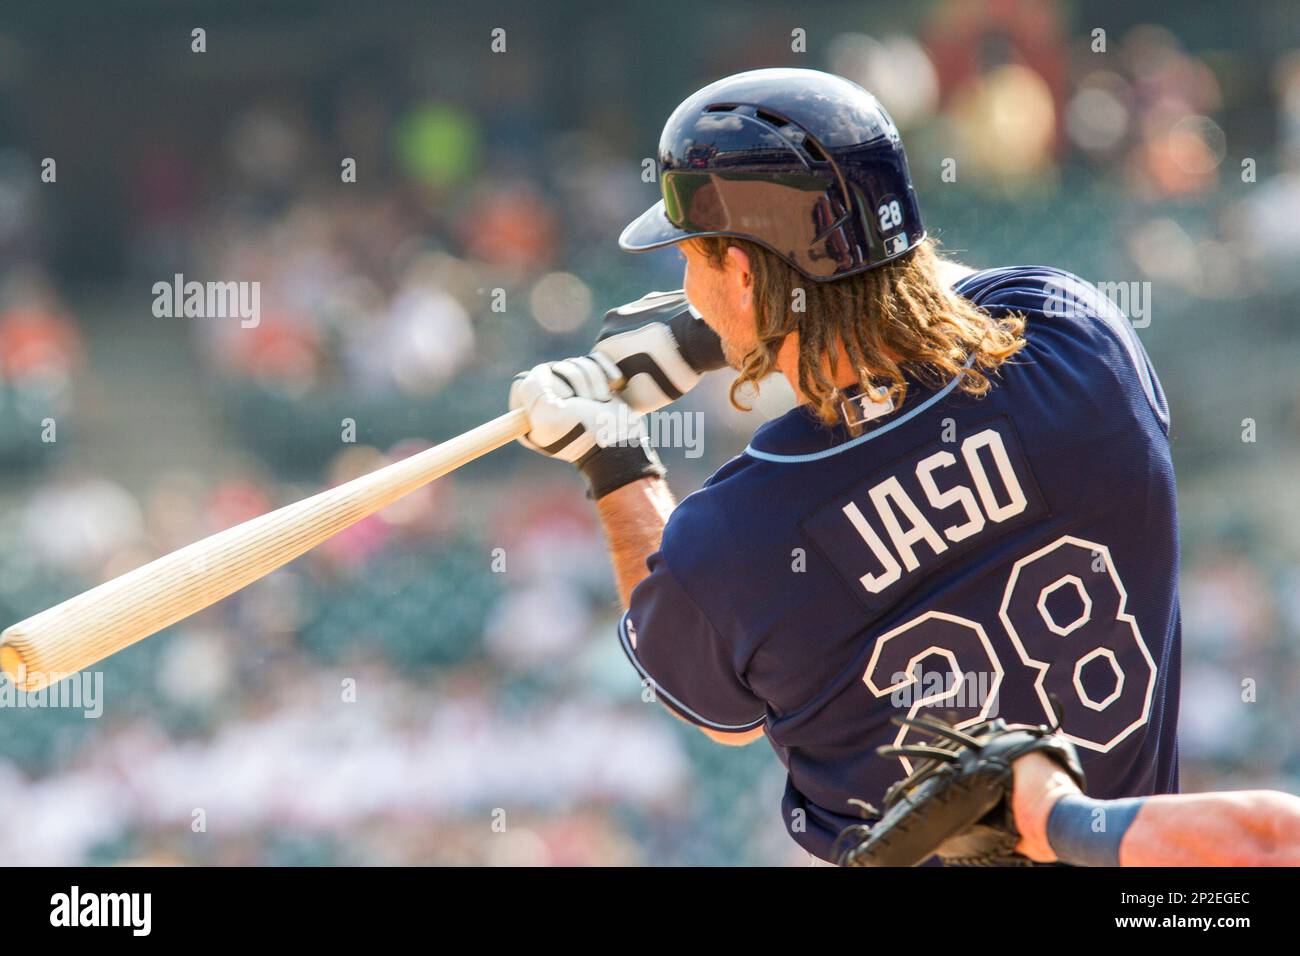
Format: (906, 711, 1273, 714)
(618, 266, 1181, 862)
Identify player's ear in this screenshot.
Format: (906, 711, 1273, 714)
(724, 245, 753, 310)
(724, 245, 751, 285)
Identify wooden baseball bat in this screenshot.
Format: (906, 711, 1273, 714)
(0, 408, 530, 691)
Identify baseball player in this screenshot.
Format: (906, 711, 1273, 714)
(509, 68, 1182, 863)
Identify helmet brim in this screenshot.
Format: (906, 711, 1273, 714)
(619, 200, 694, 252)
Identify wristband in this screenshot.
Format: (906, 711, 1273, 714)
(575, 437, 665, 500)
(1046, 793, 1146, 867)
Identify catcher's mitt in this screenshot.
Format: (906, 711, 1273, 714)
(833, 713, 1086, 867)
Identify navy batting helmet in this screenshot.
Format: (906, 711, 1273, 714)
(620, 68, 925, 281)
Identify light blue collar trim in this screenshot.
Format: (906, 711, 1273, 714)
(744, 358, 974, 464)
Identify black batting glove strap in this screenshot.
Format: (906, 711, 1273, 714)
(575, 438, 666, 500)
(592, 293, 723, 416)
(597, 289, 727, 373)
(666, 306, 727, 373)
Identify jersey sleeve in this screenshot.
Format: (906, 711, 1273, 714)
(618, 551, 766, 732)
(964, 267, 1172, 435)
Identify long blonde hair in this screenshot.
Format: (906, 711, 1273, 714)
(691, 236, 1026, 427)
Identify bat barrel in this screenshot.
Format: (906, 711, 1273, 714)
(0, 408, 531, 693)
(0, 644, 38, 691)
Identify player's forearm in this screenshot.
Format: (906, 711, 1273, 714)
(1016, 750, 1300, 866)
(595, 476, 676, 607)
(1118, 790, 1300, 866)
(1029, 787, 1300, 866)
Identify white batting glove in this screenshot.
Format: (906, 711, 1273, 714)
(592, 290, 727, 414)
(509, 353, 665, 499)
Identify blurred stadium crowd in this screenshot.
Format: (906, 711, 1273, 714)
(2, 1, 1300, 864)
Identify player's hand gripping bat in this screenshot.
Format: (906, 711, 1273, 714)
(0, 289, 720, 692)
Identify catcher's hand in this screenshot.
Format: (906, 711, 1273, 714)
(834, 714, 1086, 867)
